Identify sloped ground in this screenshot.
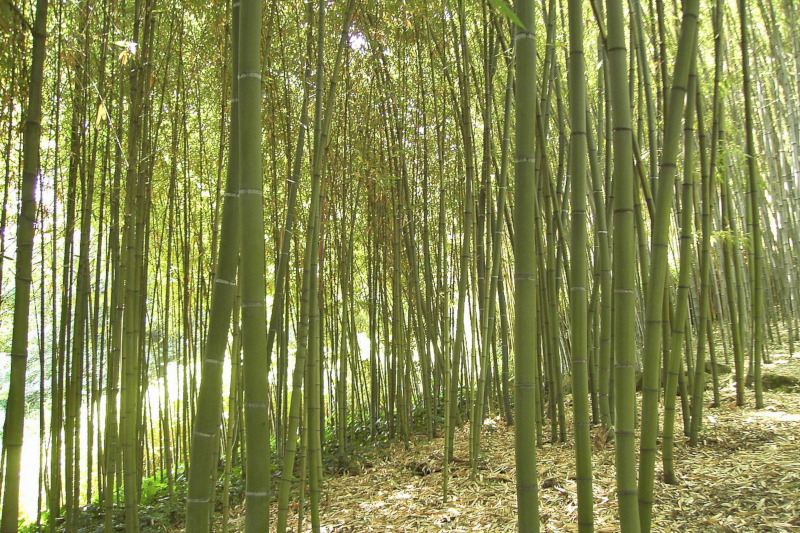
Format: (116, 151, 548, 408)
(227, 354, 800, 532)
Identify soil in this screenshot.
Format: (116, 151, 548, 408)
(223, 353, 800, 532)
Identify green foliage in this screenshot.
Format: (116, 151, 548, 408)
(17, 469, 190, 532)
(487, 0, 527, 30)
(139, 474, 169, 506)
(18, 511, 48, 533)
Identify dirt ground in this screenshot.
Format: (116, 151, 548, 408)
(225, 353, 800, 532)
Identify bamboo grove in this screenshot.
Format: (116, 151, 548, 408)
(0, 0, 798, 530)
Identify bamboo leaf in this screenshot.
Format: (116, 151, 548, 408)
(94, 102, 107, 130)
(488, 0, 527, 30)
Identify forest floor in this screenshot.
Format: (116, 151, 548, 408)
(226, 353, 800, 532)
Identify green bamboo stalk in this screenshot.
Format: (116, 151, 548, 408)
(0, 0, 49, 529)
(184, 0, 241, 527)
(567, 0, 593, 526)
(636, 0, 699, 528)
(498, 66, 514, 427)
(444, 0, 476, 474)
(586, 105, 613, 432)
(663, 55, 698, 481)
(605, 0, 640, 526)
(688, 61, 713, 446)
(119, 1, 155, 530)
(471, 20, 503, 475)
(738, 0, 765, 409)
(275, 2, 355, 529)
(514, 0, 540, 529)
(238, 0, 271, 527)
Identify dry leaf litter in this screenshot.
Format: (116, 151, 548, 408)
(222, 353, 800, 532)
